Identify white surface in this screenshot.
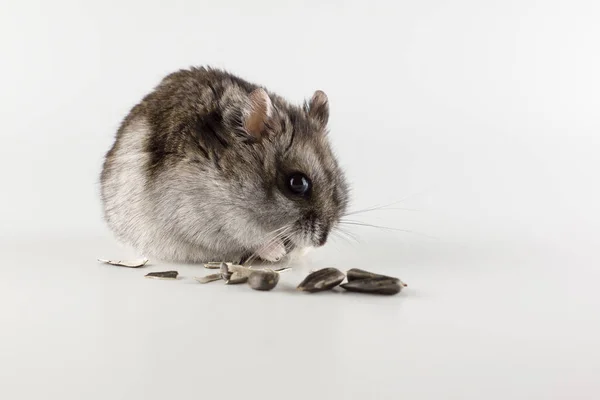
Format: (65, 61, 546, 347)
(1, 0, 600, 399)
(2, 236, 599, 400)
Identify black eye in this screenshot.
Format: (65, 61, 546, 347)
(287, 173, 311, 196)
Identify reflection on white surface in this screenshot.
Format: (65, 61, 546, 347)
(1, 233, 598, 400)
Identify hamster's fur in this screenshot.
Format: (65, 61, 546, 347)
(101, 67, 349, 263)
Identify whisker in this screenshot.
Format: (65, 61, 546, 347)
(343, 186, 434, 217)
(243, 227, 289, 265)
(336, 231, 360, 245)
(243, 226, 295, 266)
(344, 207, 422, 216)
(248, 230, 292, 265)
(339, 220, 438, 240)
(333, 227, 360, 244)
(330, 231, 352, 245)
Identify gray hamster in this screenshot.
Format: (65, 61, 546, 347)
(100, 67, 349, 263)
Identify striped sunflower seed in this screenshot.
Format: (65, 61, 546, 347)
(346, 268, 405, 286)
(297, 267, 345, 293)
(341, 277, 405, 295)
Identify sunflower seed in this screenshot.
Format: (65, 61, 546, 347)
(98, 258, 149, 268)
(145, 270, 178, 280)
(346, 268, 405, 286)
(297, 267, 345, 292)
(341, 277, 404, 295)
(248, 269, 280, 291)
(195, 273, 223, 284)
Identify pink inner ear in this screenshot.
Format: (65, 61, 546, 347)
(244, 88, 271, 138)
(309, 90, 329, 124)
(311, 90, 328, 108)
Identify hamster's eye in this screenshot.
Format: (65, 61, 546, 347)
(288, 173, 311, 196)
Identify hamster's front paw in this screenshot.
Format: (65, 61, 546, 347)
(255, 240, 287, 262)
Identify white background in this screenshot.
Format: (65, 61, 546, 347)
(1, 1, 599, 399)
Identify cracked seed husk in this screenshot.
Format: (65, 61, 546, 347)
(98, 258, 149, 268)
(204, 262, 224, 269)
(227, 265, 256, 279)
(145, 270, 178, 280)
(297, 267, 345, 292)
(248, 269, 279, 291)
(225, 271, 249, 284)
(340, 277, 403, 295)
(346, 268, 404, 286)
(220, 262, 233, 281)
(195, 273, 223, 284)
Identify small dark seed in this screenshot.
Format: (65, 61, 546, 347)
(341, 277, 402, 295)
(145, 270, 178, 280)
(346, 268, 401, 284)
(297, 268, 345, 293)
(248, 270, 279, 291)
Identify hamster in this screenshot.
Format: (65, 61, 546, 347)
(100, 67, 349, 263)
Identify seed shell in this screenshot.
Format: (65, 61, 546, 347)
(195, 273, 223, 284)
(225, 271, 249, 285)
(145, 270, 178, 280)
(220, 262, 233, 281)
(98, 258, 149, 268)
(204, 262, 224, 269)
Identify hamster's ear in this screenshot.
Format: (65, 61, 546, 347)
(243, 88, 273, 139)
(308, 90, 329, 126)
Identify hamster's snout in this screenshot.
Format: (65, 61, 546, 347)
(317, 229, 329, 247)
(300, 211, 331, 247)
